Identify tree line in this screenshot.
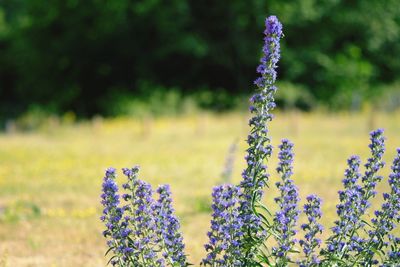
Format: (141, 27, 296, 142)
(0, 0, 399, 119)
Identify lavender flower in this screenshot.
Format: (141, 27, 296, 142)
(154, 184, 188, 266)
(328, 156, 363, 247)
(361, 129, 386, 201)
(356, 148, 400, 265)
(272, 139, 300, 265)
(100, 168, 133, 265)
(298, 195, 323, 267)
(238, 15, 283, 263)
(325, 130, 386, 264)
(101, 166, 187, 266)
(122, 166, 165, 267)
(202, 184, 244, 266)
(326, 155, 364, 259)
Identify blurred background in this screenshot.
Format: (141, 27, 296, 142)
(0, 0, 399, 126)
(0, 1, 400, 266)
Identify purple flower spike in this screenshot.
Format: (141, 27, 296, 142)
(238, 15, 283, 264)
(202, 184, 244, 266)
(100, 168, 132, 264)
(272, 139, 300, 264)
(326, 130, 386, 262)
(361, 148, 400, 265)
(154, 185, 188, 266)
(298, 195, 323, 267)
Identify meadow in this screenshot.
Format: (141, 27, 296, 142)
(0, 111, 399, 266)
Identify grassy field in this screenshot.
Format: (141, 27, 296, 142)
(0, 111, 400, 266)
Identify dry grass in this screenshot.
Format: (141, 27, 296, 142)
(0, 111, 399, 266)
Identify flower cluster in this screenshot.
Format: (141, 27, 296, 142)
(298, 195, 323, 267)
(326, 155, 364, 259)
(202, 184, 244, 266)
(321, 129, 398, 267)
(154, 184, 187, 266)
(100, 15, 400, 267)
(358, 148, 400, 265)
(129, 180, 163, 265)
(100, 166, 188, 267)
(100, 167, 132, 265)
(362, 129, 386, 195)
(272, 139, 300, 265)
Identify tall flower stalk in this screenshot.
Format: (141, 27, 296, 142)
(202, 184, 244, 266)
(355, 148, 400, 265)
(272, 139, 300, 266)
(154, 184, 188, 266)
(122, 166, 164, 267)
(238, 15, 283, 264)
(325, 155, 364, 262)
(324, 130, 386, 264)
(298, 195, 323, 267)
(100, 168, 133, 266)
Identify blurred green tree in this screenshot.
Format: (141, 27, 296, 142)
(0, 0, 399, 119)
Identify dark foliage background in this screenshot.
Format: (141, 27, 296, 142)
(0, 0, 399, 119)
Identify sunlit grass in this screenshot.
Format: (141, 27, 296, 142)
(0, 111, 399, 266)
